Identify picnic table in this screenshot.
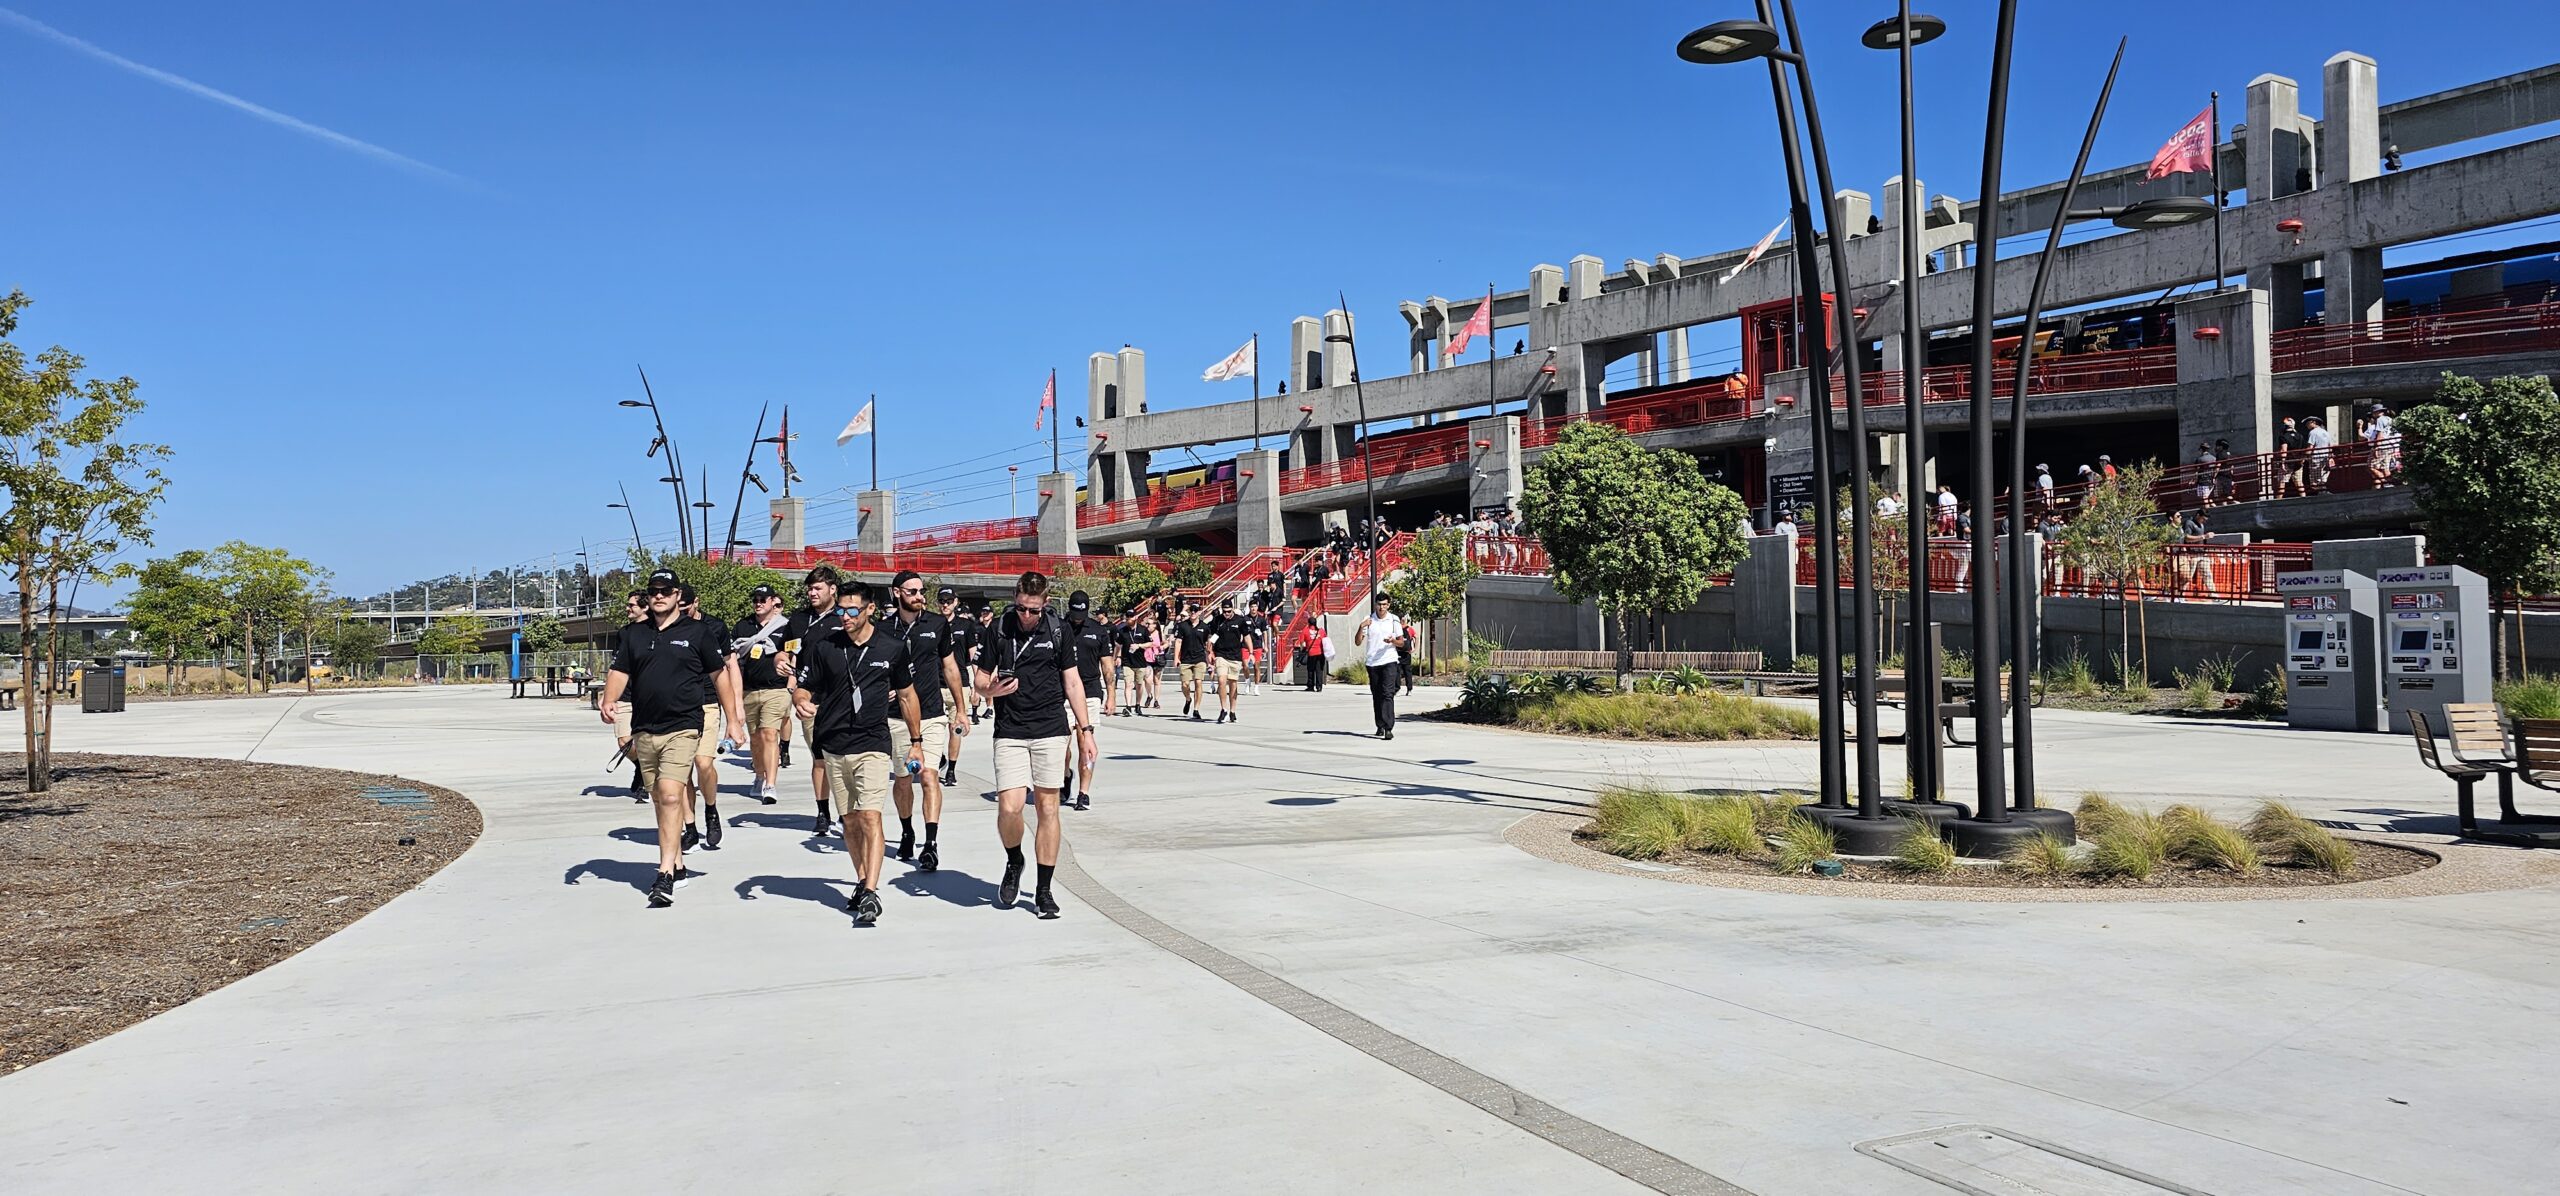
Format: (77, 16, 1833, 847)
(509, 666, 598, 700)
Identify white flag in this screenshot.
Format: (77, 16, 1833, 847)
(1720, 220, 1787, 283)
(835, 399, 874, 445)
(1201, 338, 1256, 382)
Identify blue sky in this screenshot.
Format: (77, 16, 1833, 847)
(4, 1, 2553, 602)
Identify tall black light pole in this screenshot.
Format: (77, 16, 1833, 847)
(1324, 293, 1384, 616)
(608, 484, 645, 563)
(1864, 8, 1949, 817)
(622, 367, 693, 556)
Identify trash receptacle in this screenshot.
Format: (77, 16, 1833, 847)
(81, 666, 127, 713)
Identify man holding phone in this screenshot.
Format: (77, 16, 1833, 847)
(971, 571, 1096, 919)
(600, 568, 745, 908)
(792, 581, 924, 927)
(883, 570, 967, 872)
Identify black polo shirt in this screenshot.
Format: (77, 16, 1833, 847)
(778, 606, 826, 661)
(884, 609, 955, 720)
(946, 614, 981, 685)
(976, 610, 1075, 740)
(610, 615, 728, 736)
(1243, 612, 1269, 649)
(1174, 619, 1210, 664)
(794, 626, 915, 757)
(731, 612, 792, 691)
(1207, 615, 1247, 660)
(1065, 615, 1109, 691)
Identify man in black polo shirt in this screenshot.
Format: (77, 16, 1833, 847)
(775, 566, 843, 834)
(1206, 598, 1247, 724)
(676, 584, 736, 851)
(1173, 602, 1211, 720)
(1062, 590, 1110, 810)
(883, 570, 969, 871)
(600, 569, 744, 908)
(791, 582, 924, 927)
(939, 587, 976, 787)
(972, 571, 1097, 918)
(731, 583, 792, 806)
(1242, 602, 1271, 696)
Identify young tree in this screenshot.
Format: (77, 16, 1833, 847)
(124, 550, 225, 694)
(520, 615, 568, 656)
(291, 577, 338, 693)
(320, 609, 386, 674)
(0, 291, 170, 789)
(2398, 373, 2560, 677)
(213, 541, 317, 693)
(415, 614, 489, 658)
(2055, 461, 2177, 684)
(1517, 422, 1750, 682)
(1164, 549, 1214, 592)
(1100, 556, 1172, 613)
(1385, 525, 1481, 671)
(637, 551, 790, 626)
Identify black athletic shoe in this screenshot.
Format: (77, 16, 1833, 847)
(1191, 710, 1204, 722)
(896, 831, 915, 862)
(997, 859, 1023, 909)
(702, 814, 723, 851)
(918, 843, 940, 873)
(629, 771, 647, 800)
(852, 886, 881, 927)
(778, 742, 792, 769)
(681, 824, 702, 853)
(813, 803, 833, 835)
(941, 763, 958, 786)
(648, 870, 676, 907)
(1034, 890, 1060, 919)
(1073, 792, 1090, 812)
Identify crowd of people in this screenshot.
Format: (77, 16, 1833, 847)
(596, 560, 1420, 920)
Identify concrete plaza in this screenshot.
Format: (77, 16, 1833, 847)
(4, 683, 2556, 1194)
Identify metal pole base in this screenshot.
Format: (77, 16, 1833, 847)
(1883, 799, 1971, 827)
(2003, 806, 2077, 844)
(1946, 817, 2046, 859)
(1818, 812, 1912, 856)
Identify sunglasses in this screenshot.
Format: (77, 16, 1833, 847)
(647, 587, 676, 597)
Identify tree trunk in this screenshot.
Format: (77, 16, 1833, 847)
(2494, 591, 2511, 682)
(40, 577, 65, 784)
(304, 616, 316, 695)
(2138, 596, 2151, 688)
(18, 553, 43, 793)
(1613, 609, 1635, 689)
(244, 612, 258, 694)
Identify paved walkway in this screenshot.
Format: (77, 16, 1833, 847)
(5, 684, 2555, 1194)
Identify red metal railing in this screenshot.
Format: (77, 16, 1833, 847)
(1786, 536, 2311, 604)
(1274, 532, 1417, 650)
(718, 547, 1184, 579)
(1077, 479, 1238, 528)
(1831, 344, 2178, 406)
(1278, 432, 1469, 495)
(893, 516, 1036, 551)
(1468, 534, 1550, 576)
(2271, 300, 2560, 372)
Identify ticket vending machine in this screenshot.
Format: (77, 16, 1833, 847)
(2375, 564, 2491, 733)
(2277, 570, 2381, 732)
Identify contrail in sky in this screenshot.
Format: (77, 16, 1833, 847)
(0, 6, 469, 186)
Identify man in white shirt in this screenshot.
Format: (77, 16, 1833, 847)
(1876, 491, 1901, 518)
(1773, 514, 1798, 540)
(1353, 595, 1411, 741)
(2304, 416, 2335, 492)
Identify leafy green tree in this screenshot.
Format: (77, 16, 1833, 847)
(1164, 549, 1213, 592)
(2055, 460, 2177, 683)
(1386, 526, 1480, 670)
(319, 607, 386, 672)
(0, 290, 171, 788)
(520, 616, 568, 656)
(1101, 556, 1172, 613)
(415, 614, 488, 658)
(2398, 373, 2560, 677)
(124, 550, 225, 694)
(1518, 422, 1750, 682)
(637, 551, 791, 627)
(213, 541, 318, 693)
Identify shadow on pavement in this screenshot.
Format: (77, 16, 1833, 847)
(1270, 796, 1340, 806)
(728, 811, 834, 837)
(578, 784, 635, 798)
(888, 867, 1002, 908)
(733, 874, 850, 910)
(607, 826, 660, 846)
(562, 858, 658, 891)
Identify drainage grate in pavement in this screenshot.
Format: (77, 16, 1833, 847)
(1855, 1125, 2208, 1195)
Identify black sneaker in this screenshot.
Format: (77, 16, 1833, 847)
(648, 870, 676, 907)
(1191, 710, 1204, 722)
(941, 763, 958, 786)
(1034, 890, 1060, 919)
(681, 824, 702, 853)
(702, 813, 723, 851)
(630, 771, 647, 801)
(852, 885, 882, 927)
(1073, 792, 1090, 812)
(997, 858, 1023, 909)
(896, 830, 915, 861)
(813, 803, 833, 835)
(918, 843, 939, 873)
(778, 742, 792, 769)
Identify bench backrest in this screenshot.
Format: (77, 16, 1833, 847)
(2444, 702, 2509, 760)
(2409, 709, 2452, 774)
(2514, 718, 2560, 783)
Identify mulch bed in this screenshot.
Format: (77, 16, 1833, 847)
(1572, 828, 2434, 891)
(0, 753, 480, 1072)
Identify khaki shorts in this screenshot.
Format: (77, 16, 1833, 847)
(611, 700, 632, 741)
(889, 714, 949, 772)
(993, 735, 1069, 792)
(696, 706, 722, 758)
(630, 729, 700, 793)
(743, 688, 791, 733)
(1215, 659, 1241, 682)
(1180, 661, 1206, 685)
(822, 751, 893, 814)
(1082, 696, 1103, 724)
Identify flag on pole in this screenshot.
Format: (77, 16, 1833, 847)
(2147, 106, 2215, 179)
(835, 399, 874, 445)
(1720, 220, 1787, 283)
(1443, 299, 1492, 362)
(1201, 338, 1256, 382)
(1034, 372, 1055, 430)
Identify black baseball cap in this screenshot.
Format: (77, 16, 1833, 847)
(646, 569, 679, 592)
(749, 583, 779, 601)
(1067, 590, 1091, 614)
(937, 587, 956, 603)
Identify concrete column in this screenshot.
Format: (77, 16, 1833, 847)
(1114, 346, 1146, 416)
(2322, 246, 2386, 330)
(1529, 263, 1564, 307)
(1833, 190, 1872, 239)
(1035, 472, 1075, 556)
(855, 490, 895, 554)
(1088, 351, 1121, 421)
(2245, 73, 2306, 202)
(1567, 344, 1607, 415)
(1321, 310, 1353, 389)
(1234, 448, 1282, 549)
(2320, 52, 2385, 331)
(1400, 300, 1435, 373)
(768, 496, 806, 553)
(1665, 326, 1691, 383)
(1732, 533, 1799, 670)
(1467, 415, 1521, 514)
(1636, 338, 1659, 388)
(1567, 255, 1603, 304)
(2173, 288, 2274, 458)
(1290, 317, 1323, 393)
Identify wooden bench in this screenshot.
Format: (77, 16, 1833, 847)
(2508, 718, 2560, 827)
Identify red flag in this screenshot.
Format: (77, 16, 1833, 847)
(775, 406, 791, 473)
(2147, 106, 2214, 179)
(1445, 298, 1492, 361)
(1034, 371, 1054, 430)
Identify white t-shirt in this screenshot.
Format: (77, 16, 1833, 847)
(1363, 615, 1408, 667)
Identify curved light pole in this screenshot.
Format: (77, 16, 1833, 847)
(1864, 8, 1951, 820)
(1323, 292, 1384, 617)
(621, 366, 693, 556)
(607, 484, 646, 563)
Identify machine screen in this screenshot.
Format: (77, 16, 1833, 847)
(2295, 629, 2324, 651)
(2398, 629, 2430, 652)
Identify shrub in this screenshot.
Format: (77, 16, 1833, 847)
(2270, 822, 2357, 876)
(2239, 672, 2288, 719)
(1464, 630, 1502, 672)
(1550, 671, 1608, 696)
(1516, 691, 1817, 741)
(1330, 661, 1370, 685)
(1939, 649, 1974, 680)
(2074, 792, 2129, 837)
(1690, 798, 1767, 857)
(1892, 820, 1957, 874)
(2174, 667, 2219, 711)
(1649, 665, 1712, 696)
(2046, 651, 2103, 698)
(2243, 800, 2320, 845)
(1458, 675, 1523, 720)
(2086, 811, 2172, 879)
(2002, 832, 2078, 877)
(1590, 789, 1683, 859)
(1790, 654, 1819, 675)
(2495, 674, 2560, 720)
(1771, 815, 1837, 875)
(1745, 793, 1803, 834)
(2165, 808, 2262, 874)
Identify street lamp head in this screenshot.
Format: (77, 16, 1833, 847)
(618, 399, 647, 408)
(659, 476, 682, 484)
(606, 502, 628, 510)
(1860, 13, 1947, 50)
(1674, 19, 1780, 65)
(2110, 196, 2213, 230)
(1322, 333, 1353, 345)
